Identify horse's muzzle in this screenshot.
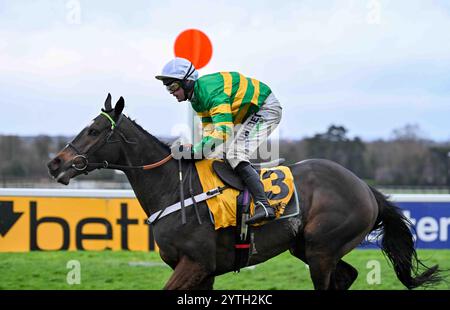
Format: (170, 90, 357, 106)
(47, 155, 76, 185)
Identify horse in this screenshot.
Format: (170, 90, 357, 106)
(47, 94, 441, 290)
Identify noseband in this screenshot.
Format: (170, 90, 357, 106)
(66, 112, 172, 173)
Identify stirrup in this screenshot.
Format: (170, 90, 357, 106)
(245, 201, 275, 225)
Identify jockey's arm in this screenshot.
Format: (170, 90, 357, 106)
(193, 102, 234, 158)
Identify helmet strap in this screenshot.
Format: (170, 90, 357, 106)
(182, 63, 195, 81)
(181, 63, 196, 100)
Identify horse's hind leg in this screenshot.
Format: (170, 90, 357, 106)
(191, 276, 215, 290)
(330, 260, 358, 290)
(164, 255, 211, 290)
(305, 251, 337, 290)
(290, 242, 355, 290)
(290, 233, 339, 290)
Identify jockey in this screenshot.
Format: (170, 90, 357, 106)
(156, 57, 282, 225)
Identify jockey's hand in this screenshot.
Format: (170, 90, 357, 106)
(170, 142, 195, 160)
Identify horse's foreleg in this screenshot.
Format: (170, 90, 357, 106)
(164, 255, 211, 290)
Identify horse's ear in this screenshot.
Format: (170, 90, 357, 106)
(114, 96, 125, 117)
(104, 93, 112, 111)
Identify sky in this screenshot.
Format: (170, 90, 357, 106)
(0, 0, 449, 141)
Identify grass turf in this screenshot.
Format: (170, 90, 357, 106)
(0, 249, 448, 290)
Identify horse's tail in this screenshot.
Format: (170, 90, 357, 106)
(369, 186, 442, 289)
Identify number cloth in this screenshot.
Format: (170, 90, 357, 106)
(194, 159, 294, 229)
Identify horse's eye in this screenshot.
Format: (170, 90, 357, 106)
(88, 128, 99, 136)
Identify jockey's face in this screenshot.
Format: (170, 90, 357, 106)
(165, 80, 188, 102)
(171, 87, 187, 102)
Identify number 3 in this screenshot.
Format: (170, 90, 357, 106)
(261, 170, 289, 200)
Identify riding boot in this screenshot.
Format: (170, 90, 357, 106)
(234, 162, 276, 225)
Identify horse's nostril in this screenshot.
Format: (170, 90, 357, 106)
(48, 157, 62, 171)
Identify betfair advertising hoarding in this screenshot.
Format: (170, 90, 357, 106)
(0, 189, 155, 252)
(1, 189, 449, 252)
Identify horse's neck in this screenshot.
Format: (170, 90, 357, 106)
(118, 128, 180, 216)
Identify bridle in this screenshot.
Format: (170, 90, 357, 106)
(63, 106, 192, 225)
(66, 111, 173, 173)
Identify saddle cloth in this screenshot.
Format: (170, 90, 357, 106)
(194, 159, 295, 230)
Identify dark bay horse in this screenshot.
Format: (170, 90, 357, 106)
(47, 94, 441, 290)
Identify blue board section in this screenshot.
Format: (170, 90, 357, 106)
(361, 201, 450, 249)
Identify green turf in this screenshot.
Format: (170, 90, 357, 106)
(0, 250, 448, 290)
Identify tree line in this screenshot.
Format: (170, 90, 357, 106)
(278, 124, 450, 186)
(0, 124, 449, 186)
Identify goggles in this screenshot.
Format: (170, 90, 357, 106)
(166, 81, 182, 93)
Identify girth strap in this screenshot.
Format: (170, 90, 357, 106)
(147, 186, 226, 225)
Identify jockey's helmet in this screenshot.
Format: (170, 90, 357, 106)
(155, 57, 198, 83)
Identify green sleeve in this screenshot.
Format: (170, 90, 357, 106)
(193, 97, 234, 157)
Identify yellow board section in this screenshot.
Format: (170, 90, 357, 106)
(0, 196, 156, 252)
(195, 160, 295, 230)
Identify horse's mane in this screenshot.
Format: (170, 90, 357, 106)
(125, 115, 171, 151)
